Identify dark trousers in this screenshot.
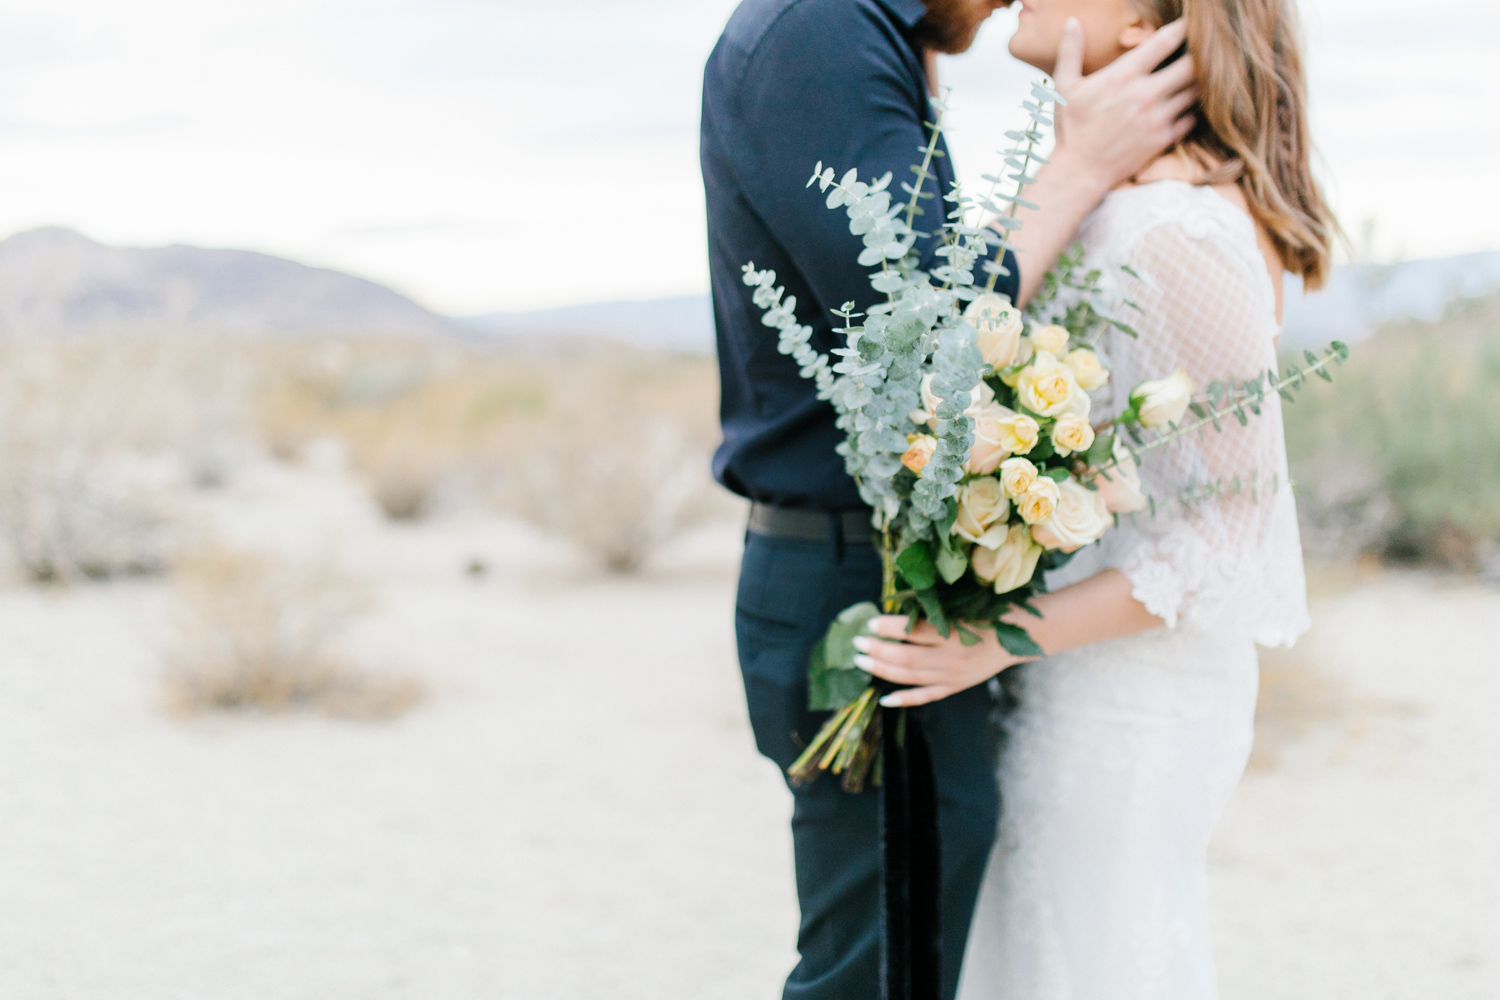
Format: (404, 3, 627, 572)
(735, 529, 1000, 1000)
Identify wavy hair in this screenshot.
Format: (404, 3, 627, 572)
(1132, 0, 1335, 288)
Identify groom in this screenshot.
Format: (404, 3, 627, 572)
(701, 1, 1196, 995)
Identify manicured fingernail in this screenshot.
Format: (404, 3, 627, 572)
(853, 654, 876, 670)
(879, 695, 902, 708)
(866, 619, 881, 633)
(852, 636, 872, 653)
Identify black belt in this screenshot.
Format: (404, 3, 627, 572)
(747, 502, 877, 545)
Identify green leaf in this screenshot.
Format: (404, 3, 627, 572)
(994, 621, 1044, 658)
(806, 601, 881, 711)
(1084, 431, 1114, 469)
(915, 588, 950, 637)
(896, 542, 938, 591)
(936, 543, 969, 585)
(956, 624, 982, 647)
(1042, 467, 1070, 482)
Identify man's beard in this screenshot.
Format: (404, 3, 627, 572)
(913, 0, 989, 54)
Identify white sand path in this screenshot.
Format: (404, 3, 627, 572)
(0, 463, 1495, 998)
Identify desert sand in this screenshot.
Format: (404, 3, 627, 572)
(1, 459, 1496, 998)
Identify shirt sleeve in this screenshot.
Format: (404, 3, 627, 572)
(1108, 218, 1307, 643)
(712, 1, 1019, 318)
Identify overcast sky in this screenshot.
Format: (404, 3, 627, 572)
(0, 0, 1494, 314)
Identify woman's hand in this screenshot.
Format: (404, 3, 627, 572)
(853, 617, 1030, 708)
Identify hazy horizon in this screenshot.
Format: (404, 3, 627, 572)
(0, 0, 1494, 315)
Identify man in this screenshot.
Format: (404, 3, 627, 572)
(700, 1, 1196, 995)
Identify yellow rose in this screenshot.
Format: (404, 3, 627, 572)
(1031, 477, 1112, 552)
(953, 476, 1010, 546)
(994, 409, 1040, 455)
(964, 293, 1024, 369)
(1091, 438, 1148, 514)
(1015, 351, 1085, 418)
(965, 404, 1012, 475)
(901, 434, 937, 475)
(1016, 477, 1060, 525)
(999, 456, 1039, 499)
(1064, 347, 1110, 391)
(970, 523, 1044, 594)
(1050, 413, 1096, 457)
(1029, 324, 1070, 356)
(1130, 368, 1195, 429)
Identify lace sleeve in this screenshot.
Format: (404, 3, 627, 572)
(1104, 212, 1309, 646)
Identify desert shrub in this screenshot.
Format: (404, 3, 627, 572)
(1285, 294, 1500, 569)
(0, 337, 248, 581)
(483, 349, 736, 572)
(165, 543, 422, 719)
(250, 339, 736, 569)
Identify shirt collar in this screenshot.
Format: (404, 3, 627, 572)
(873, 0, 928, 30)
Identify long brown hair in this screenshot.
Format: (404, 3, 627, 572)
(1131, 0, 1335, 288)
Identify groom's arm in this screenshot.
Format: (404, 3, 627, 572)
(1002, 18, 1199, 306)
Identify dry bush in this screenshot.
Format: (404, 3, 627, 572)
(249, 339, 735, 570)
(251, 340, 540, 520)
(165, 543, 422, 720)
(1286, 294, 1500, 570)
(0, 337, 249, 582)
(483, 349, 735, 572)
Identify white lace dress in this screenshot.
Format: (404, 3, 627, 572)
(958, 180, 1310, 1000)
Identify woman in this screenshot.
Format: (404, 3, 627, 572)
(854, 0, 1334, 995)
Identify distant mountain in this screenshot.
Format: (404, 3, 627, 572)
(0, 227, 451, 336)
(464, 250, 1500, 356)
(460, 295, 715, 353)
(1281, 250, 1500, 350)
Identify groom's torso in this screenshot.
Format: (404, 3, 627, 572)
(701, 0, 964, 511)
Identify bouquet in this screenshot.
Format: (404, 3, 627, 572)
(743, 85, 1347, 792)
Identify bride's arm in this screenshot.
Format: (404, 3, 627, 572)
(854, 570, 1161, 708)
(861, 212, 1292, 706)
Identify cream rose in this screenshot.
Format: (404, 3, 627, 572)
(1130, 368, 1195, 429)
(1050, 412, 1096, 457)
(994, 409, 1040, 455)
(1031, 477, 1112, 552)
(970, 523, 1044, 594)
(901, 434, 937, 475)
(964, 293, 1024, 370)
(1015, 351, 1085, 418)
(1064, 347, 1110, 391)
(1092, 438, 1148, 514)
(953, 476, 1010, 546)
(1016, 476, 1060, 525)
(965, 404, 1012, 475)
(1029, 324, 1070, 356)
(999, 456, 1039, 499)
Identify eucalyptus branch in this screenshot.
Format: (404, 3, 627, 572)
(981, 82, 1063, 293)
(1097, 342, 1350, 473)
(903, 97, 949, 230)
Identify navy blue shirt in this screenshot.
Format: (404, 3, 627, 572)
(702, 0, 1021, 511)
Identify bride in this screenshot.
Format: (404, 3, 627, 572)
(853, 0, 1334, 995)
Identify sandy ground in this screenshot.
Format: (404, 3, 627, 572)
(1, 460, 1497, 999)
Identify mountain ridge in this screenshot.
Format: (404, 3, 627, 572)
(0, 227, 451, 336)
